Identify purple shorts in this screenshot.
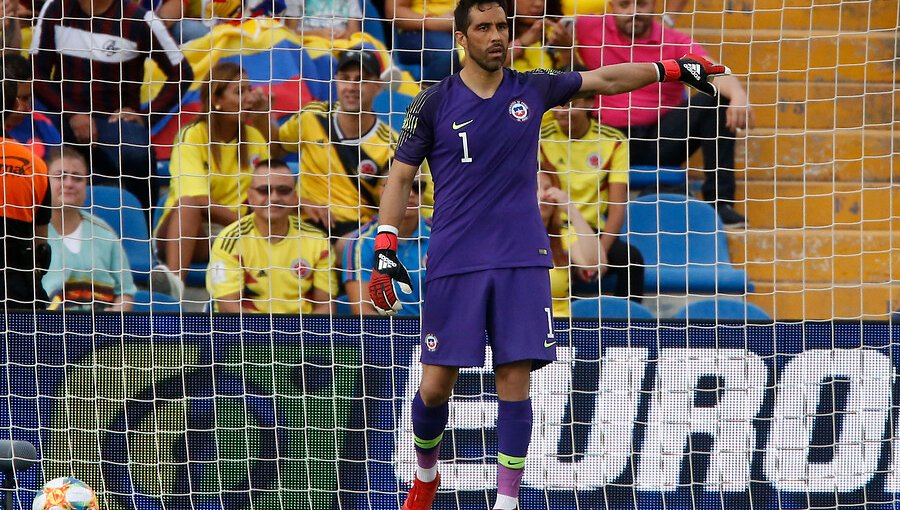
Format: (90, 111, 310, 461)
(420, 267, 556, 369)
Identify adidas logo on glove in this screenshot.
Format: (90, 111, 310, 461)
(684, 63, 702, 81)
(378, 254, 397, 271)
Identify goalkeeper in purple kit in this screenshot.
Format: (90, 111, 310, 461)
(369, 0, 729, 507)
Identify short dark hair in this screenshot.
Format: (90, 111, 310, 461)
(4, 53, 31, 81)
(454, 0, 509, 35)
(255, 158, 298, 181)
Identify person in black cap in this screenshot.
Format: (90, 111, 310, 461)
(276, 47, 400, 260)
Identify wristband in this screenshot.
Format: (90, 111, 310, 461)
(377, 224, 399, 236)
(655, 60, 681, 82)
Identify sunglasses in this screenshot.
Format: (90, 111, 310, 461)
(252, 184, 295, 196)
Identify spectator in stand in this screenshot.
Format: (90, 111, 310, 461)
(539, 171, 605, 317)
(275, 47, 398, 258)
(30, 0, 194, 214)
(283, 0, 362, 39)
(560, 0, 689, 21)
(575, 0, 752, 227)
(343, 179, 429, 316)
(540, 93, 644, 300)
(207, 159, 337, 314)
(0, 59, 51, 310)
(155, 62, 269, 297)
(42, 148, 137, 311)
(2, 0, 23, 52)
(141, 0, 210, 43)
(509, 0, 574, 71)
(2, 54, 61, 160)
(385, 0, 457, 81)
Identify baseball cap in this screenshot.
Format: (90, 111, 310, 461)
(336, 48, 383, 79)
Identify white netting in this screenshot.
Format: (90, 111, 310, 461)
(0, 0, 897, 509)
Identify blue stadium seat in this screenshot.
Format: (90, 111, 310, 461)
(629, 165, 687, 191)
(625, 193, 753, 294)
(83, 186, 152, 284)
(131, 290, 181, 312)
(674, 299, 771, 321)
(570, 296, 655, 319)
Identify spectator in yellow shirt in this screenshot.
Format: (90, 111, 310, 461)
(509, 0, 575, 71)
(540, 94, 644, 300)
(155, 62, 270, 296)
(207, 159, 337, 314)
(276, 48, 400, 260)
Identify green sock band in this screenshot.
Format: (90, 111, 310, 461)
(414, 432, 444, 450)
(498, 452, 526, 470)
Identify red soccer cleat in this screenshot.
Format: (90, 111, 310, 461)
(401, 474, 440, 510)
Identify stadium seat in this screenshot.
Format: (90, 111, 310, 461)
(625, 193, 753, 294)
(130, 290, 181, 312)
(83, 186, 152, 284)
(674, 299, 771, 321)
(570, 296, 655, 319)
(629, 165, 687, 191)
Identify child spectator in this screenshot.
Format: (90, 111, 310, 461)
(343, 179, 429, 316)
(2, 53, 61, 160)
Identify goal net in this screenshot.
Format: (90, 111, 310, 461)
(0, 0, 897, 508)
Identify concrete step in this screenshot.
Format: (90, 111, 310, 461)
(747, 81, 897, 130)
(737, 161, 896, 184)
(677, 0, 898, 32)
(748, 281, 900, 320)
(728, 229, 900, 284)
(735, 180, 900, 229)
(735, 128, 898, 177)
(692, 28, 897, 83)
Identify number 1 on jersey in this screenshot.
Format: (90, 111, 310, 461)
(458, 131, 473, 163)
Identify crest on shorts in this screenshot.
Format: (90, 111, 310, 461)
(508, 100, 529, 122)
(424, 333, 439, 352)
(292, 259, 312, 279)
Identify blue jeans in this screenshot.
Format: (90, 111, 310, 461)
(394, 29, 456, 82)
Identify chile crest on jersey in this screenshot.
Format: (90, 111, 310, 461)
(508, 100, 530, 122)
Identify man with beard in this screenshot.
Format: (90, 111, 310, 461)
(575, 0, 753, 227)
(277, 47, 397, 257)
(369, 0, 730, 508)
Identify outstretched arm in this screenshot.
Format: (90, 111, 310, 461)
(577, 54, 730, 98)
(577, 62, 660, 97)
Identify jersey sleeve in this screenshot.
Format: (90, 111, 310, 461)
(278, 113, 301, 153)
(206, 234, 243, 299)
(394, 88, 439, 167)
(528, 70, 584, 110)
(169, 127, 212, 199)
(344, 236, 375, 284)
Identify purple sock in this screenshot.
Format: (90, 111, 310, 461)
(412, 391, 449, 469)
(496, 399, 532, 498)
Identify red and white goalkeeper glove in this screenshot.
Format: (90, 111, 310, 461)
(369, 226, 413, 315)
(655, 53, 731, 97)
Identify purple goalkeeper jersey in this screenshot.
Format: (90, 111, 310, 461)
(395, 68, 583, 281)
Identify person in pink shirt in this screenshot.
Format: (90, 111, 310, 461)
(575, 0, 753, 227)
